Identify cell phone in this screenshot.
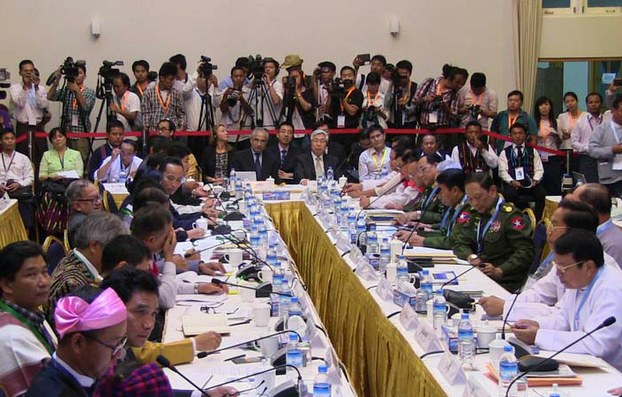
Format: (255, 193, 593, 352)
(357, 53, 371, 64)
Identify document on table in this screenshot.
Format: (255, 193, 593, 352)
(55, 170, 80, 179)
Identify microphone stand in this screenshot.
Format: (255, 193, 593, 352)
(196, 329, 302, 358)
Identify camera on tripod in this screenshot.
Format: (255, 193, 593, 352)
(247, 54, 267, 81)
(328, 78, 353, 100)
(96, 60, 123, 100)
(0, 68, 10, 100)
(45, 57, 86, 85)
(198, 56, 218, 78)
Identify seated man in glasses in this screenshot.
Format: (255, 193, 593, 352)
(66, 180, 103, 248)
(512, 229, 622, 372)
(479, 199, 620, 321)
(27, 286, 127, 397)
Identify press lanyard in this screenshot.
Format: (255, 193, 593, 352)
(573, 267, 603, 331)
(587, 114, 602, 131)
(367, 91, 379, 108)
(508, 112, 519, 128)
(58, 151, 65, 170)
(71, 86, 85, 110)
(340, 87, 356, 113)
(372, 147, 388, 169)
(2, 152, 15, 173)
(116, 91, 128, 111)
(444, 195, 468, 237)
(510, 145, 528, 168)
(476, 197, 504, 254)
(120, 157, 133, 175)
(156, 85, 171, 113)
(0, 301, 54, 354)
(422, 187, 440, 212)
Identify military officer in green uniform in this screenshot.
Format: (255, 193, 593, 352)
(395, 168, 468, 250)
(452, 172, 535, 291)
(398, 153, 447, 224)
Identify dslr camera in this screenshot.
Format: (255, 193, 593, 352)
(226, 88, 242, 107)
(198, 56, 218, 78)
(469, 104, 481, 119)
(328, 78, 353, 100)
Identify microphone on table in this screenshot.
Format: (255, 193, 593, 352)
(196, 329, 302, 359)
(400, 200, 432, 256)
(204, 364, 303, 397)
(184, 241, 230, 258)
(156, 355, 209, 397)
(503, 316, 616, 397)
(210, 278, 292, 298)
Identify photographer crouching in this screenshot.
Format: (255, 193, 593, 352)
(47, 58, 96, 163)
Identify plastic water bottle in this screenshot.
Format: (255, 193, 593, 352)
(326, 166, 334, 182)
(415, 288, 428, 313)
(288, 296, 303, 319)
(348, 212, 358, 244)
(498, 345, 518, 397)
(420, 270, 433, 299)
(119, 169, 128, 184)
(266, 244, 278, 267)
(259, 224, 269, 246)
(270, 276, 283, 316)
(229, 168, 237, 191)
(366, 226, 379, 255)
(313, 364, 332, 397)
(355, 217, 367, 248)
(458, 311, 475, 366)
(379, 240, 391, 274)
(279, 281, 292, 320)
(234, 178, 243, 199)
(432, 290, 447, 331)
(286, 333, 303, 376)
(339, 200, 349, 228)
(250, 235, 260, 249)
(396, 255, 410, 288)
(273, 260, 285, 278)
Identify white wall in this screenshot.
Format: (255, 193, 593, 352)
(0, 0, 517, 130)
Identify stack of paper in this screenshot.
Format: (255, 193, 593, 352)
(182, 313, 231, 336)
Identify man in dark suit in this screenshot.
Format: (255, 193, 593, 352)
(265, 122, 302, 184)
(294, 129, 341, 184)
(231, 128, 279, 181)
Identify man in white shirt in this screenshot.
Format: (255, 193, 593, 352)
(9, 59, 48, 165)
(358, 126, 392, 181)
(353, 54, 391, 95)
(570, 92, 604, 183)
(588, 95, 622, 198)
(498, 122, 546, 219)
(216, 66, 253, 144)
(451, 122, 498, 176)
(0, 128, 35, 234)
(512, 229, 622, 371)
(95, 139, 143, 183)
(478, 199, 618, 321)
(360, 152, 420, 210)
(457, 72, 498, 130)
(110, 73, 141, 132)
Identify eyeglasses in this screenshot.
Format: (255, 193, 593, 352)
(77, 195, 102, 204)
(552, 260, 584, 274)
(546, 224, 568, 231)
(83, 334, 127, 357)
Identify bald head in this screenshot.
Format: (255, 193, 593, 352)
(569, 183, 611, 221)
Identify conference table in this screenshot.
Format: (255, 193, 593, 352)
(0, 199, 28, 249)
(161, 201, 357, 396)
(264, 195, 622, 397)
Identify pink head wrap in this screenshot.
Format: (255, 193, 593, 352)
(55, 288, 127, 339)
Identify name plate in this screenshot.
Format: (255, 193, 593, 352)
(462, 375, 492, 397)
(376, 278, 394, 301)
(262, 191, 291, 201)
(416, 322, 444, 353)
(355, 261, 379, 281)
(399, 302, 420, 330)
(438, 351, 467, 386)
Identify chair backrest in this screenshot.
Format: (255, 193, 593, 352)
(529, 218, 551, 274)
(522, 208, 537, 238)
(42, 235, 68, 275)
(101, 189, 119, 214)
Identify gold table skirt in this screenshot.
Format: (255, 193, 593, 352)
(0, 200, 28, 249)
(266, 201, 446, 397)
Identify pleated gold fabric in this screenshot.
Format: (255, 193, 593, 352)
(266, 201, 447, 397)
(0, 200, 28, 249)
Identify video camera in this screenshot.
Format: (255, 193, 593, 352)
(98, 60, 123, 82)
(247, 54, 266, 81)
(0, 68, 10, 100)
(46, 57, 86, 85)
(147, 71, 158, 82)
(328, 78, 353, 100)
(198, 56, 217, 78)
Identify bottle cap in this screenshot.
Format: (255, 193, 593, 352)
(503, 345, 513, 352)
(318, 364, 328, 374)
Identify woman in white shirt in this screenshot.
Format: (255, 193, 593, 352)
(534, 96, 562, 195)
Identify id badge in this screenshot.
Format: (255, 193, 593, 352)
(540, 151, 549, 162)
(613, 154, 622, 171)
(515, 167, 525, 181)
(71, 114, 79, 127)
(429, 111, 438, 124)
(337, 114, 346, 128)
